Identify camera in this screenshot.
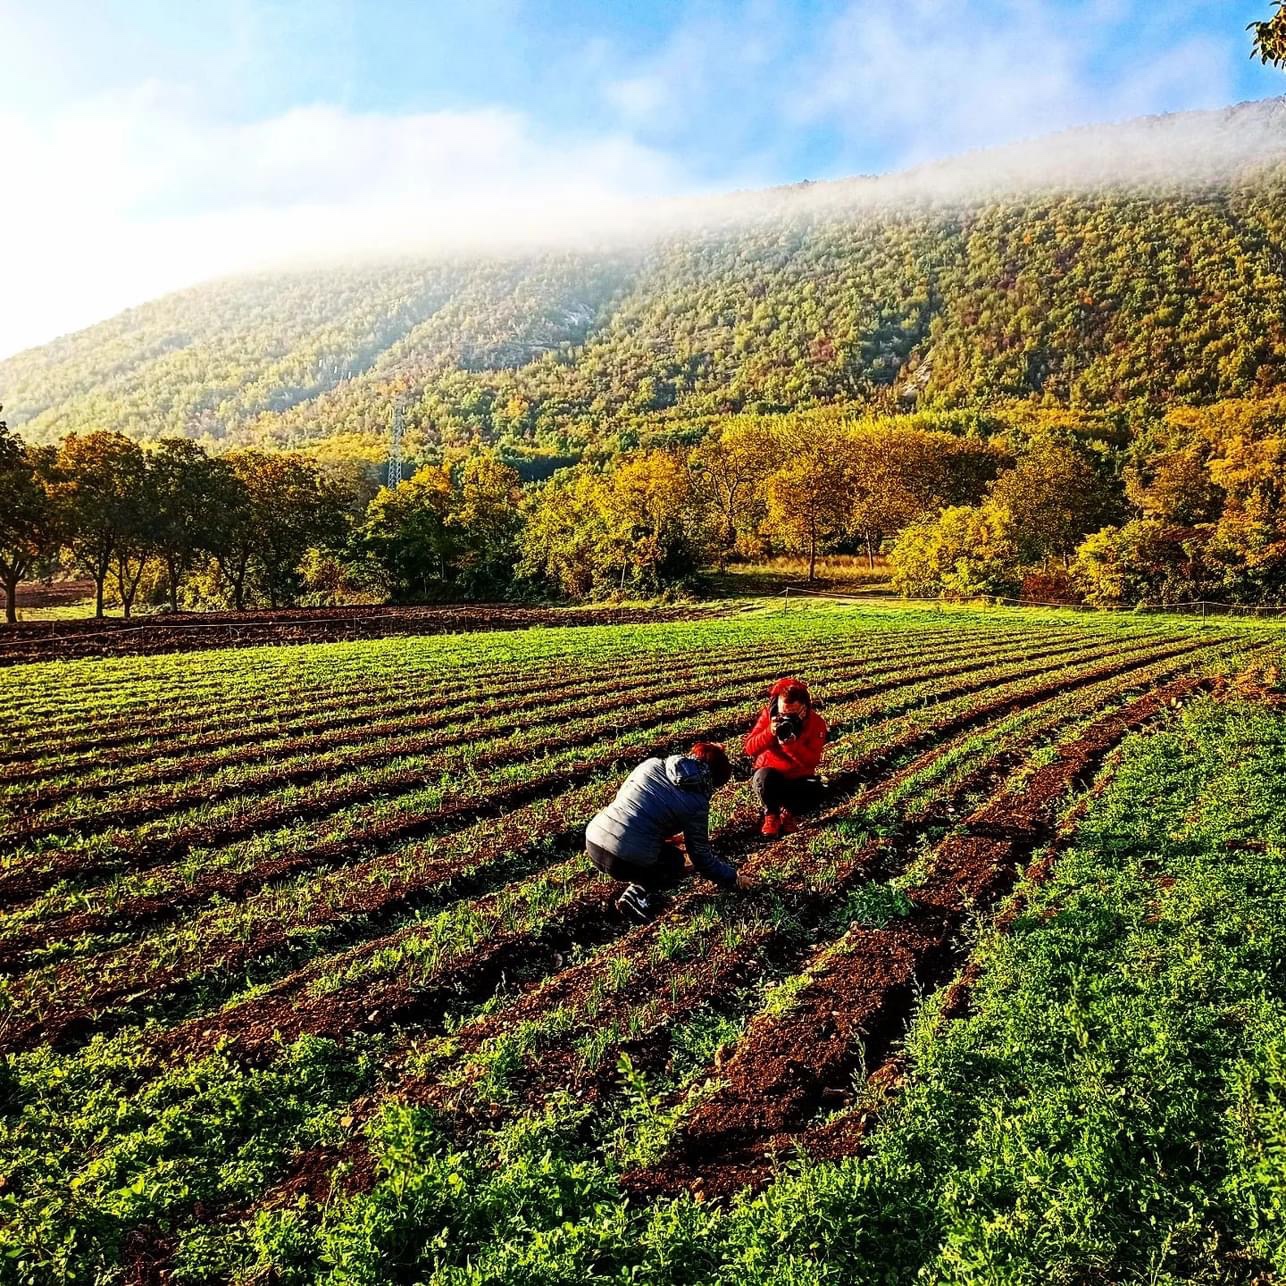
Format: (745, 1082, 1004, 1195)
(773, 713, 803, 742)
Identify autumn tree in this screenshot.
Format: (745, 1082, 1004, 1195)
(518, 468, 612, 598)
(1072, 521, 1215, 607)
(110, 462, 157, 618)
(687, 417, 783, 557)
(988, 440, 1117, 567)
(518, 453, 709, 599)
(1205, 416, 1286, 600)
(1252, 2, 1286, 65)
(1124, 446, 1221, 526)
(848, 427, 1004, 567)
(0, 418, 60, 624)
(761, 423, 858, 581)
(53, 431, 149, 617)
(889, 501, 1023, 600)
(601, 451, 710, 592)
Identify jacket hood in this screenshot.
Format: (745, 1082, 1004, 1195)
(770, 676, 812, 705)
(666, 753, 713, 794)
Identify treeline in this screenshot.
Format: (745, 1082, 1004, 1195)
(0, 416, 355, 621)
(6, 393, 1285, 621)
(886, 395, 1286, 606)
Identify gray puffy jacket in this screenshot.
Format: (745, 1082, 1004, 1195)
(586, 754, 736, 886)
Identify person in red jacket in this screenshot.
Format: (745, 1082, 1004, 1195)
(743, 677, 827, 838)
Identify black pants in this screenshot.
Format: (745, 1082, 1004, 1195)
(586, 840, 685, 893)
(753, 768, 822, 814)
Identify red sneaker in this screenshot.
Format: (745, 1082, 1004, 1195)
(761, 811, 781, 838)
(779, 810, 800, 836)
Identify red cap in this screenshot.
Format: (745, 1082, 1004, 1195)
(770, 677, 811, 704)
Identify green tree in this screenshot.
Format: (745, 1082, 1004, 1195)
(149, 440, 242, 612)
(361, 466, 457, 601)
(216, 451, 346, 609)
(0, 417, 61, 624)
(446, 452, 523, 595)
(298, 546, 389, 605)
(53, 431, 149, 617)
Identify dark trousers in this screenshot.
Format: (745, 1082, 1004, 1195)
(753, 768, 821, 815)
(586, 840, 685, 892)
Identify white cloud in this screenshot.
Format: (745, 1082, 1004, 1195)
(0, 89, 690, 359)
(787, 0, 1237, 166)
(595, 0, 1246, 177)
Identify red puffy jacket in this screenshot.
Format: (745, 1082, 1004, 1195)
(743, 677, 827, 779)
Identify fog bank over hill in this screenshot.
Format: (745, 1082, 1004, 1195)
(3, 98, 1284, 453)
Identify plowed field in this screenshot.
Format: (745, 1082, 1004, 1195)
(2, 603, 1282, 1284)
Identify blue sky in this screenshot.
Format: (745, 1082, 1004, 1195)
(1, 0, 1281, 356)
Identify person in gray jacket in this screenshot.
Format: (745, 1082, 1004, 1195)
(586, 741, 747, 922)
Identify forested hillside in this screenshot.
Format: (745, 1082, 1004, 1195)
(4, 99, 1285, 458)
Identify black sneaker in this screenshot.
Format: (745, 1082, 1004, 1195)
(616, 884, 659, 922)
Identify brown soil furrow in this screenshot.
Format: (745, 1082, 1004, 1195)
(160, 878, 622, 1063)
(232, 647, 1217, 1225)
(0, 635, 1109, 914)
(0, 781, 609, 976)
(625, 674, 1216, 1200)
(111, 651, 1230, 1261)
(0, 605, 801, 766)
(0, 602, 730, 667)
(404, 643, 1220, 1120)
(2, 638, 762, 776)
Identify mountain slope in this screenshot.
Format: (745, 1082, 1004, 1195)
(4, 98, 1285, 453)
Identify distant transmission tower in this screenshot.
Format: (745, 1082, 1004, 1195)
(388, 402, 404, 487)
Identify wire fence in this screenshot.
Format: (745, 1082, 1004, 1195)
(778, 585, 1286, 619)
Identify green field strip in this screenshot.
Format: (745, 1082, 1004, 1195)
(0, 630, 1140, 951)
(0, 609, 969, 734)
(0, 608, 1159, 752)
(0, 612, 1267, 1284)
(402, 641, 1229, 1127)
(0, 631, 1114, 915)
(5, 624, 938, 779)
(0, 648, 1107, 1047)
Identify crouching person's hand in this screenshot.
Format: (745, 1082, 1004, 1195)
(732, 869, 753, 891)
